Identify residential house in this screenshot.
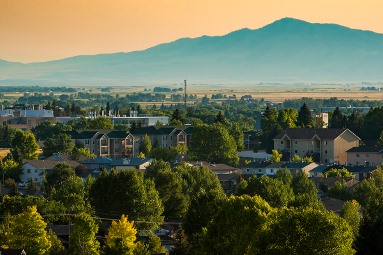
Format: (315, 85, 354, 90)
(273, 128, 361, 164)
(110, 158, 153, 171)
(82, 157, 152, 173)
(347, 146, 383, 166)
(21, 159, 80, 184)
(309, 164, 378, 181)
(217, 172, 241, 195)
(242, 161, 318, 177)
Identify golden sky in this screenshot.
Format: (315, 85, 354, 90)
(1, 0, 382, 63)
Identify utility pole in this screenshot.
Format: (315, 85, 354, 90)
(184, 80, 187, 109)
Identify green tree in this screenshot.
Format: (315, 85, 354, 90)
(103, 215, 137, 255)
(139, 134, 152, 156)
(237, 175, 294, 208)
(87, 116, 113, 129)
(43, 133, 75, 157)
(215, 111, 228, 125)
(170, 228, 192, 255)
(340, 200, 361, 238)
(290, 171, 319, 207)
(328, 181, 353, 201)
(69, 212, 100, 255)
(264, 207, 355, 254)
(297, 103, 313, 128)
(329, 107, 346, 128)
(270, 150, 282, 162)
(89, 169, 163, 233)
(199, 195, 272, 255)
(230, 123, 245, 151)
(188, 124, 239, 165)
(5, 206, 52, 255)
(69, 147, 96, 161)
(277, 108, 297, 128)
(0, 159, 21, 182)
(47, 229, 65, 255)
(291, 154, 302, 162)
(170, 109, 184, 125)
(325, 168, 354, 178)
(11, 130, 39, 160)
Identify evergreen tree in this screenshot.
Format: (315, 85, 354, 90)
(297, 103, 313, 128)
(106, 101, 110, 116)
(329, 107, 345, 128)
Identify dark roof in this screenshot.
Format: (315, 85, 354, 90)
(110, 158, 152, 166)
(268, 162, 286, 168)
(82, 157, 113, 164)
(156, 127, 176, 135)
(131, 126, 158, 135)
(63, 130, 83, 139)
(47, 224, 74, 236)
(310, 165, 331, 173)
(344, 165, 378, 173)
(183, 126, 194, 135)
(23, 159, 80, 169)
(242, 161, 272, 168)
(80, 131, 99, 139)
(281, 162, 312, 169)
(321, 198, 345, 213)
(107, 130, 131, 139)
(347, 146, 383, 153)
(95, 133, 105, 139)
(274, 128, 358, 140)
(217, 173, 240, 181)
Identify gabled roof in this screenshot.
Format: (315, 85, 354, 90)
(79, 131, 99, 139)
(183, 126, 194, 135)
(130, 126, 158, 135)
(95, 133, 105, 139)
(82, 157, 112, 164)
(267, 162, 285, 168)
(274, 128, 357, 140)
(347, 146, 383, 153)
(310, 165, 331, 173)
(107, 130, 131, 139)
(63, 130, 83, 139)
(23, 159, 80, 170)
(344, 165, 378, 173)
(156, 127, 177, 135)
(281, 162, 314, 169)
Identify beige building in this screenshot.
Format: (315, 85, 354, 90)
(274, 128, 360, 164)
(347, 146, 383, 166)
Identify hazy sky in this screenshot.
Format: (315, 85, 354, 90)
(1, 0, 382, 63)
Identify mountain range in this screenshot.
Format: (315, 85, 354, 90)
(1, 17, 383, 85)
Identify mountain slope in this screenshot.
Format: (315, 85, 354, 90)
(1, 18, 383, 85)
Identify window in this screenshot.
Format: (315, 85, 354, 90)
(246, 169, 249, 173)
(85, 140, 90, 145)
(258, 169, 262, 173)
(294, 150, 297, 153)
(325, 159, 328, 163)
(35, 178, 38, 181)
(27, 169, 31, 173)
(356, 154, 360, 157)
(325, 150, 328, 154)
(324, 141, 328, 145)
(34, 169, 38, 173)
(295, 141, 298, 145)
(270, 169, 274, 173)
(281, 141, 284, 144)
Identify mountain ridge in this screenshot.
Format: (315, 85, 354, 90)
(1, 17, 383, 85)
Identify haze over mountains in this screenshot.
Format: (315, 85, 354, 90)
(1, 18, 383, 85)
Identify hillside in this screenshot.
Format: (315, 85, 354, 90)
(1, 18, 383, 85)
